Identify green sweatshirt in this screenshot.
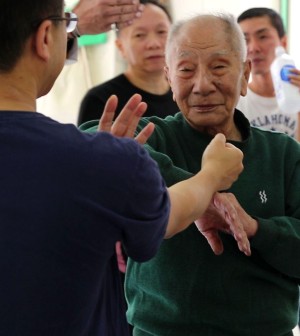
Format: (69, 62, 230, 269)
(81, 110, 300, 336)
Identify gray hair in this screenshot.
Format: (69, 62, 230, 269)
(165, 12, 247, 65)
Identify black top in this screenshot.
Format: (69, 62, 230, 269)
(78, 74, 179, 125)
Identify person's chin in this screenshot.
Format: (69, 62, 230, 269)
(187, 110, 219, 125)
(252, 65, 269, 75)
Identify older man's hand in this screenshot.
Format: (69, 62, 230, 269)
(195, 192, 252, 256)
(98, 94, 155, 144)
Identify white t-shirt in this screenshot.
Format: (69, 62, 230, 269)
(237, 88, 298, 138)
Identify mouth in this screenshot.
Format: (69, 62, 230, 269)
(251, 58, 264, 65)
(146, 55, 164, 60)
(191, 104, 220, 113)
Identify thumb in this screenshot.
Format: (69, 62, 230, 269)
(212, 133, 226, 144)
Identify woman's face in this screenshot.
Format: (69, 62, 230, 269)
(116, 4, 171, 74)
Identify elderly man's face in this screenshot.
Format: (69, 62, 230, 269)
(165, 20, 250, 136)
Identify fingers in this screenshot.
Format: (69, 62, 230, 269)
(134, 122, 155, 145)
(288, 68, 300, 88)
(114, 0, 140, 5)
(198, 227, 224, 255)
(228, 216, 251, 256)
(213, 193, 251, 256)
(98, 95, 118, 132)
(224, 142, 237, 149)
(113, 101, 147, 138)
(109, 4, 143, 17)
(213, 192, 236, 222)
(108, 1, 143, 26)
(98, 93, 151, 142)
(195, 193, 252, 257)
(111, 94, 147, 137)
(203, 133, 244, 169)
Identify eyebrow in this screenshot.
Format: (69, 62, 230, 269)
(244, 27, 270, 37)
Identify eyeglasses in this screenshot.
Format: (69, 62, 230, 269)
(47, 12, 78, 33)
(38, 12, 78, 33)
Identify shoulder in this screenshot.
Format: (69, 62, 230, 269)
(251, 125, 300, 152)
(53, 123, 161, 183)
(138, 113, 186, 147)
(138, 113, 183, 133)
(44, 118, 141, 159)
(140, 113, 184, 127)
(237, 89, 278, 116)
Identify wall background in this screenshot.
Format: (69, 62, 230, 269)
(170, 0, 279, 20)
(289, 0, 300, 63)
(37, 0, 300, 125)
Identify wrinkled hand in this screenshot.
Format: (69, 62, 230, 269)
(201, 134, 244, 191)
(98, 94, 155, 144)
(195, 192, 252, 256)
(73, 0, 143, 35)
(289, 68, 300, 89)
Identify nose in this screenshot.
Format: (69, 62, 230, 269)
(247, 37, 260, 55)
(192, 69, 216, 96)
(146, 32, 163, 49)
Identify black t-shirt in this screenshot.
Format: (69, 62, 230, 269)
(78, 74, 179, 125)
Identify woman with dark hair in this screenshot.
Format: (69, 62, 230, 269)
(78, 0, 178, 125)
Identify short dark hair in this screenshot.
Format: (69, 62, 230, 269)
(237, 7, 286, 38)
(0, 0, 63, 73)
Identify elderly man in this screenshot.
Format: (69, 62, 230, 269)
(81, 12, 300, 336)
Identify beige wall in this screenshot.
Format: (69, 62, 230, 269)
(37, 30, 119, 125)
(170, 0, 279, 20)
(289, 0, 300, 66)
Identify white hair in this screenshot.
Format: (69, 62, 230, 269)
(165, 12, 247, 65)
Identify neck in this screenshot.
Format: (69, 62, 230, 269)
(189, 117, 242, 142)
(124, 68, 170, 95)
(249, 72, 275, 97)
(0, 73, 37, 112)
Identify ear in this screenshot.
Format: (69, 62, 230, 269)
(115, 37, 126, 59)
(164, 65, 176, 101)
(240, 59, 251, 97)
(34, 20, 53, 62)
(164, 65, 171, 86)
(280, 35, 288, 49)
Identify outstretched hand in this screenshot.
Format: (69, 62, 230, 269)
(98, 94, 155, 144)
(195, 192, 252, 256)
(73, 0, 144, 35)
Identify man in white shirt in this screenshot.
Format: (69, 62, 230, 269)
(237, 7, 300, 141)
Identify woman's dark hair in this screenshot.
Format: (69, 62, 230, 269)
(138, 0, 172, 22)
(0, 0, 63, 73)
(237, 7, 285, 38)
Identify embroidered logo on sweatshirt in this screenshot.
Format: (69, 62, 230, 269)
(259, 190, 267, 203)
